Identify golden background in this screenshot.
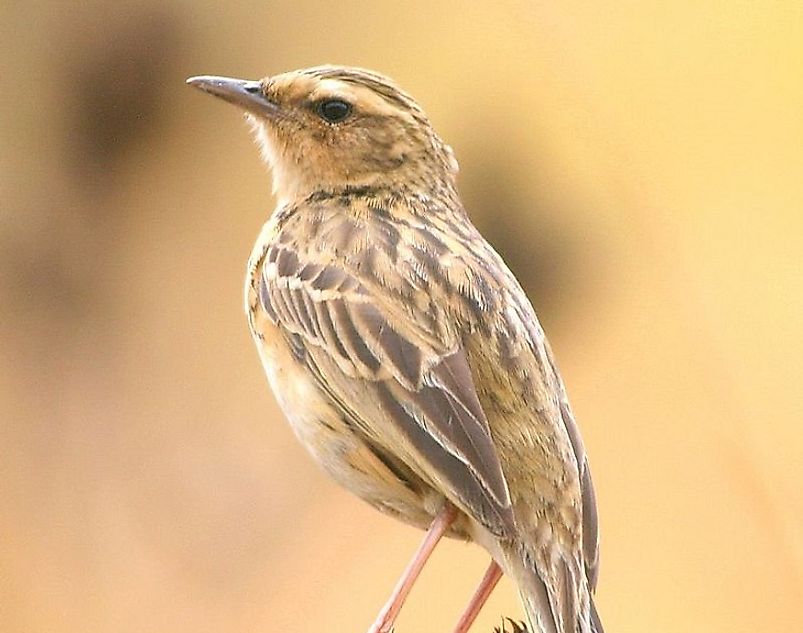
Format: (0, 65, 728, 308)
(2, 1, 801, 631)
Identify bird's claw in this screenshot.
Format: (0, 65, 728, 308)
(493, 618, 528, 633)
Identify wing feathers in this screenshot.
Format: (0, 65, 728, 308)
(260, 244, 513, 534)
(329, 298, 382, 373)
(375, 381, 511, 534)
(421, 352, 511, 508)
(353, 301, 425, 389)
(312, 298, 350, 360)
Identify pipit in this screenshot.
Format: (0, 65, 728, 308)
(187, 66, 603, 633)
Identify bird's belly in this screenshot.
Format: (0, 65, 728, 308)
(255, 330, 438, 530)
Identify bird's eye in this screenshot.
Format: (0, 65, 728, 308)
(316, 99, 352, 123)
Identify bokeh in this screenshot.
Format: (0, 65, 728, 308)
(2, 2, 802, 632)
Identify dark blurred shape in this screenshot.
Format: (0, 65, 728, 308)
(458, 138, 581, 328)
(1, 9, 187, 323)
(0, 201, 92, 322)
(66, 8, 184, 190)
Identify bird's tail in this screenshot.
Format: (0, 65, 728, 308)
(501, 543, 603, 633)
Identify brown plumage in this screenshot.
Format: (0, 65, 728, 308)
(187, 66, 603, 633)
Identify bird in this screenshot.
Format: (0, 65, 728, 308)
(186, 66, 603, 633)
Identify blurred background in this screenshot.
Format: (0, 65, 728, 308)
(2, 1, 802, 631)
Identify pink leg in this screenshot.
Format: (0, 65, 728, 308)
(367, 503, 458, 633)
(452, 560, 503, 633)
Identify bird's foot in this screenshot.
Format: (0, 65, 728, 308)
(493, 618, 528, 633)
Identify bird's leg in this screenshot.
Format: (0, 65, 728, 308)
(452, 560, 503, 633)
(367, 503, 458, 633)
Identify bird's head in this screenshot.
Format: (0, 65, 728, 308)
(187, 66, 459, 204)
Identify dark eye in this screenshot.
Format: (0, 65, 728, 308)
(316, 99, 352, 123)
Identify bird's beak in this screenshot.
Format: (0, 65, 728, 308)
(186, 75, 279, 119)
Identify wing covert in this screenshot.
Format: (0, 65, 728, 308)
(257, 241, 514, 535)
